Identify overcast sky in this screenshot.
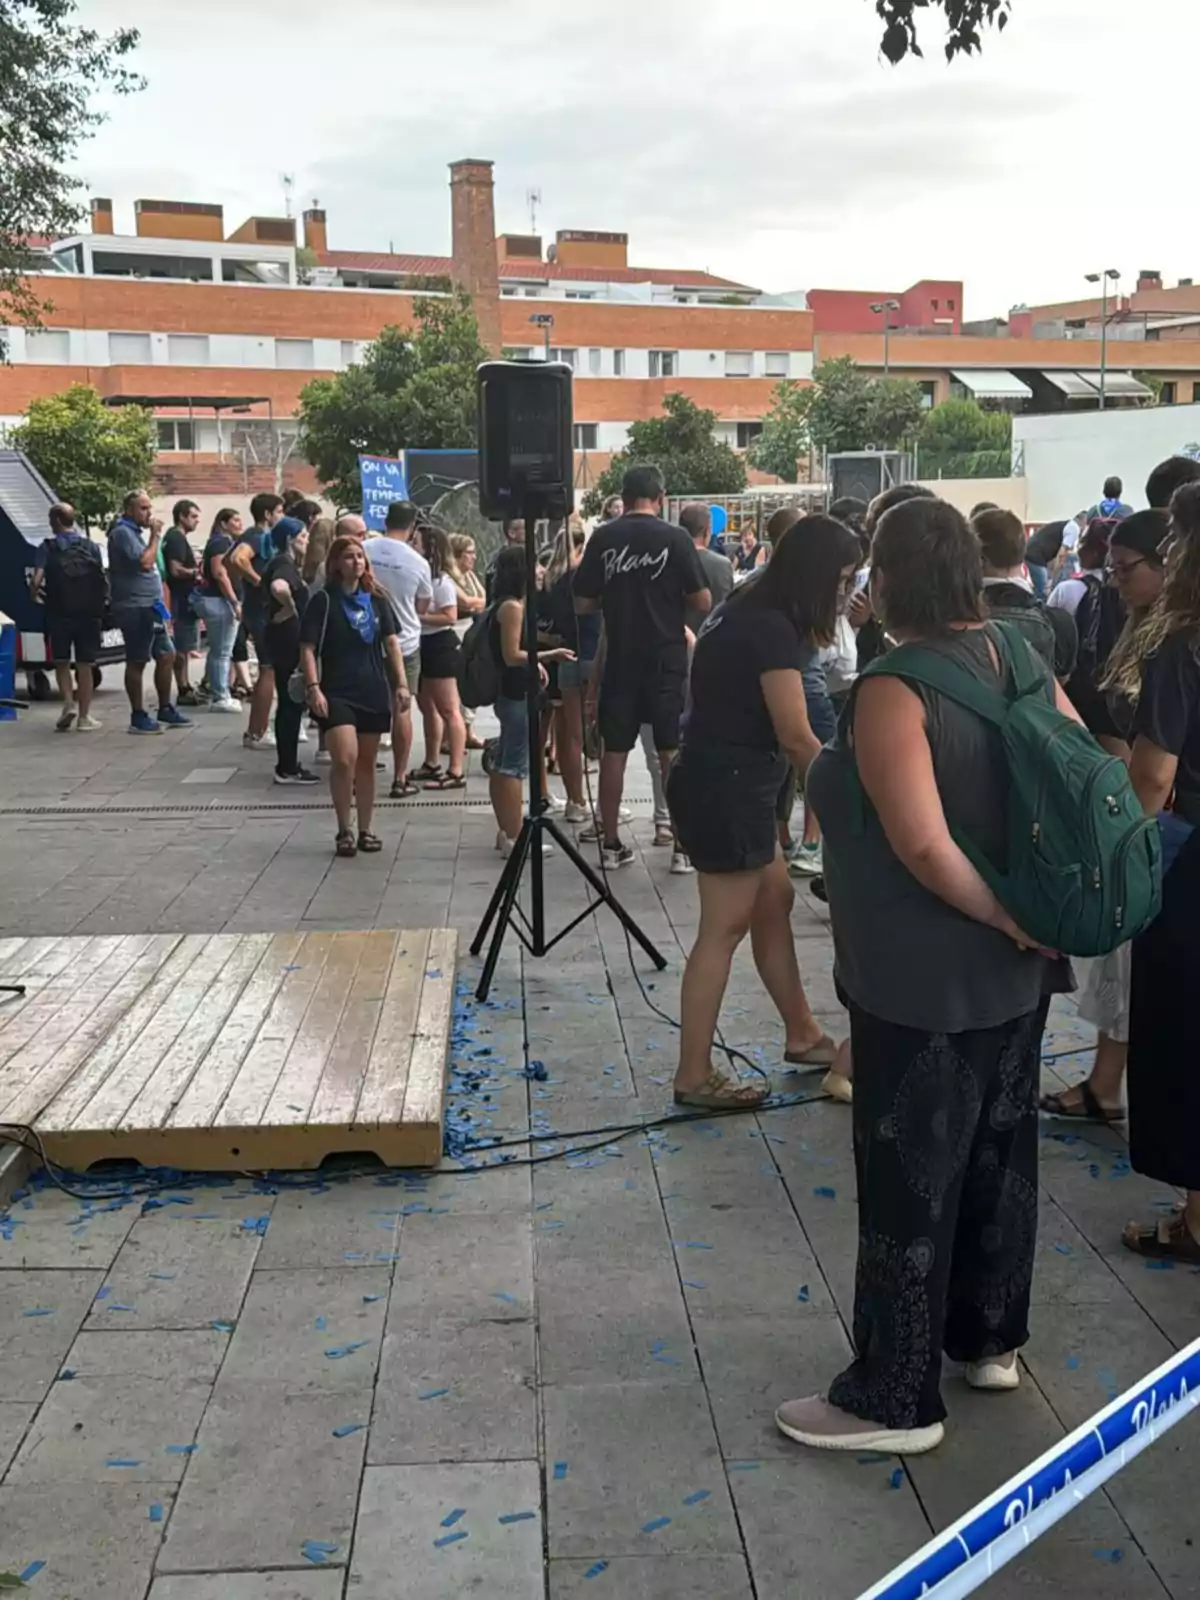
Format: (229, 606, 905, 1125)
(76, 0, 1185, 318)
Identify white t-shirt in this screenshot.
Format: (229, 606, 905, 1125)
(362, 535, 433, 657)
(1047, 576, 1089, 616)
(422, 573, 457, 634)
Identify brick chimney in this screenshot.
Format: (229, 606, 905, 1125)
(90, 197, 114, 235)
(1137, 269, 1163, 292)
(449, 159, 501, 353)
(303, 207, 327, 255)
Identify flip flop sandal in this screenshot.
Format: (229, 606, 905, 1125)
(335, 830, 357, 858)
(1039, 1082, 1125, 1124)
(1122, 1212, 1200, 1263)
(673, 1072, 771, 1110)
(357, 832, 383, 853)
(389, 778, 420, 798)
(465, 734, 486, 751)
(425, 772, 466, 790)
(783, 1034, 839, 1069)
(408, 763, 442, 782)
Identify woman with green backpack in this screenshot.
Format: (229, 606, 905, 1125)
(775, 494, 1084, 1458)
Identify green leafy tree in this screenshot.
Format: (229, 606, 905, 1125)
(582, 392, 747, 516)
(11, 383, 155, 527)
(748, 381, 812, 481)
(918, 398, 1012, 478)
(297, 290, 488, 508)
(798, 357, 926, 455)
(874, 0, 1011, 62)
(1, 3, 142, 353)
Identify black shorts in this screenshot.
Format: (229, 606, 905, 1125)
(47, 617, 102, 666)
(319, 698, 392, 736)
(599, 653, 688, 754)
(419, 628, 463, 681)
(232, 622, 249, 664)
(668, 745, 786, 874)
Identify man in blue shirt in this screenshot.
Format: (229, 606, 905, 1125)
(107, 488, 191, 734)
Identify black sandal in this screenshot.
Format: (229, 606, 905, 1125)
(390, 778, 420, 798)
(1123, 1212, 1200, 1263)
(357, 831, 383, 853)
(1039, 1081, 1125, 1124)
(335, 829, 357, 858)
(425, 771, 466, 790)
(408, 762, 442, 783)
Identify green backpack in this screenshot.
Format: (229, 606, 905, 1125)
(858, 621, 1161, 957)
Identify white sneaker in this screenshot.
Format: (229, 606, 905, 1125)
(564, 801, 589, 824)
(297, 724, 309, 742)
(670, 850, 694, 875)
(654, 823, 675, 848)
(498, 832, 553, 859)
(965, 1352, 1020, 1392)
(543, 792, 566, 811)
(75, 714, 102, 731)
(211, 698, 242, 714)
(314, 749, 332, 766)
(243, 730, 276, 750)
(380, 732, 392, 750)
(789, 843, 823, 877)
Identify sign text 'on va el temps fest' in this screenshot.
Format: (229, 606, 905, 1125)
(358, 454, 409, 532)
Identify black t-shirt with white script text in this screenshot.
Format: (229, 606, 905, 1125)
(573, 513, 707, 675)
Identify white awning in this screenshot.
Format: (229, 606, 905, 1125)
(951, 369, 1033, 400)
(1074, 370, 1155, 399)
(1041, 371, 1101, 398)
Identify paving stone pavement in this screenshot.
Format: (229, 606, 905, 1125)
(0, 687, 1197, 1597)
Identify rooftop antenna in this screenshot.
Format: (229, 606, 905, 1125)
(526, 186, 542, 235)
(281, 173, 295, 218)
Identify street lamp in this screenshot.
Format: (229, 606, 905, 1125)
(528, 312, 554, 360)
(870, 299, 901, 379)
(1084, 269, 1121, 409)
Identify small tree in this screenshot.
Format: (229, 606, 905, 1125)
(800, 357, 925, 455)
(918, 398, 1012, 478)
(11, 384, 156, 527)
(748, 381, 811, 481)
(297, 290, 488, 508)
(1, 3, 142, 353)
(875, 0, 1012, 61)
(582, 393, 747, 515)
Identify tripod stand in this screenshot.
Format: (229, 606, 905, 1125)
(470, 497, 666, 1000)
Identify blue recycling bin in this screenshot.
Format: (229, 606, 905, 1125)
(0, 611, 16, 721)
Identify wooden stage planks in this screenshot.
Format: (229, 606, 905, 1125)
(0, 929, 458, 1172)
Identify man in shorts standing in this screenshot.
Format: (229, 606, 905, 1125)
(227, 491, 284, 750)
(31, 502, 107, 731)
(162, 499, 203, 705)
(107, 489, 191, 734)
(362, 500, 433, 796)
(574, 465, 710, 867)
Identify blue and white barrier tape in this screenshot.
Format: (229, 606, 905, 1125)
(860, 1334, 1200, 1600)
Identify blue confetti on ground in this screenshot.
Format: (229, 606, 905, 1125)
(498, 1511, 537, 1524)
(493, 1291, 518, 1304)
(641, 1516, 672, 1533)
(240, 1216, 270, 1236)
(553, 1461, 569, 1480)
(165, 1444, 197, 1456)
(682, 1280, 706, 1290)
(727, 1462, 760, 1472)
(314, 1316, 327, 1331)
(440, 1508, 466, 1527)
(94, 1287, 110, 1301)
(434, 1530, 468, 1549)
(419, 1388, 450, 1401)
(683, 1489, 711, 1505)
(332, 1423, 364, 1438)
(1145, 1260, 1175, 1271)
(583, 1561, 609, 1579)
(362, 1294, 381, 1304)
(301, 1539, 339, 1564)
(1067, 1355, 1080, 1370)
(889, 1468, 905, 1489)
(22, 1308, 53, 1317)
(105, 1458, 142, 1468)
(325, 1341, 369, 1359)
(1053, 1243, 1073, 1256)
(797, 1285, 810, 1303)
(673, 1241, 712, 1250)
(813, 1186, 837, 1199)
(1093, 1548, 1124, 1564)
(19, 1561, 45, 1582)
(211, 1320, 234, 1333)
(57, 1369, 75, 1382)
(149, 1503, 164, 1523)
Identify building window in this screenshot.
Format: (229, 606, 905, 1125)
(1193, 381, 1200, 404)
(948, 297, 956, 312)
(565, 290, 597, 300)
(109, 331, 152, 364)
(765, 352, 790, 378)
(931, 299, 939, 311)
(549, 347, 577, 370)
(613, 349, 625, 376)
(340, 340, 357, 368)
(919, 380, 938, 409)
(276, 338, 314, 370)
(649, 349, 678, 378)
(573, 423, 598, 450)
(587, 348, 601, 376)
(1161, 380, 1178, 405)
(503, 346, 535, 360)
(725, 351, 753, 377)
(736, 421, 763, 449)
(167, 334, 209, 365)
(156, 420, 195, 452)
(23, 329, 70, 363)
(500, 286, 518, 296)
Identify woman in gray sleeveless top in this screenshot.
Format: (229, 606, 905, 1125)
(776, 495, 1077, 1457)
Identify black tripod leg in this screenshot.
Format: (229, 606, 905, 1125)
(542, 818, 668, 971)
(474, 820, 535, 1001)
(470, 829, 523, 956)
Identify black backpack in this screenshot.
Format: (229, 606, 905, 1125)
(461, 604, 500, 708)
(44, 537, 107, 619)
(1072, 572, 1125, 686)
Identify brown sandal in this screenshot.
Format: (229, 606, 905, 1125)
(424, 771, 466, 790)
(783, 1034, 838, 1069)
(1122, 1213, 1200, 1263)
(390, 778, 420, 798)
(673, 1071, 771, 1110)
(1039, 1082, 1125, 1124)
(357, 831, 383, 853)
(335, 830, 357, 858)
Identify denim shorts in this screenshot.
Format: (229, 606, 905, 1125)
(557, 656, 596, 692)
(113, 604, 174, 666)
(492, 694, 529, 778)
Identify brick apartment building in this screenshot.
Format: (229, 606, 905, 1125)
(5, 161, 1200, 501)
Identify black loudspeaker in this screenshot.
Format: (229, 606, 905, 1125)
(477, 360, 573, 521)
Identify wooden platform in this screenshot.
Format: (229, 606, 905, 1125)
(0, 929, 457, 1172)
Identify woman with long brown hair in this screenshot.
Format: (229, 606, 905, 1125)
(298, 536, 408, 857)
(1118, 482, 1200, 1262)
(414, 524, 468, 789)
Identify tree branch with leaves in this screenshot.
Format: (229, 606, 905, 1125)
(581, 393, 747, 516)
(874, 0, 1012, 62)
